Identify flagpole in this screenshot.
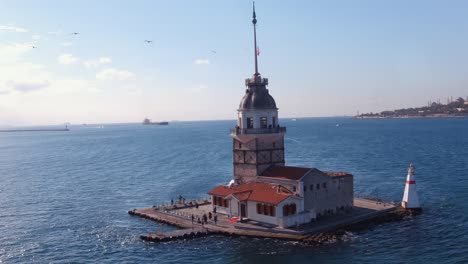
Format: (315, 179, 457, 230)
(253, 1, 259, 77)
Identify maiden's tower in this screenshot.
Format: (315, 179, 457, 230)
(208, 3, 354, 228)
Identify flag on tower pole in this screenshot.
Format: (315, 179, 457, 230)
(257, 46, 260, 56)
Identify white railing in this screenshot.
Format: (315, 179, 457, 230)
(230, 126, 286, 136)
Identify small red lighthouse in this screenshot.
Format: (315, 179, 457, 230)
(402, 163, 421, 209)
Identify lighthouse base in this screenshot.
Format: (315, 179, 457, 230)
(401, 202, 422, 214)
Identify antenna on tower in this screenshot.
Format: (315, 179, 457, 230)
(252, 1, 259, 77)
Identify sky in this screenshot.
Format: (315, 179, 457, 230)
(1, 0, 468, 126)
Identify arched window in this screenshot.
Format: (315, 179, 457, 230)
(260, 117, 267, 128)
(247, 117, 253, 128)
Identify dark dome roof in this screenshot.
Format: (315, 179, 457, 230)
(239, 86, 277, 110)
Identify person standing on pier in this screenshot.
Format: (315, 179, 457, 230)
(191, 214, 194, 224)
(208, 212, 212, 220)
(214, 214, 218, 225)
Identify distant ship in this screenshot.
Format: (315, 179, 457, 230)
(142, 118, 169, 125)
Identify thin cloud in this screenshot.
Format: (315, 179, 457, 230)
(60, 42, 73, 47)
(96, 68, 135, 81)
(0, 43, 34, 62)
(57, 54, 79, 65)
(6, 80, 50, 93)
(83, 57, 112, 68)
(0, 24, 28, 33)
(47, 31, 63, 35)
(194, 59, 210, 65)
(0, 86, 10, 95)
(99, 57, 112, 64)
(187, 85, 209, 93)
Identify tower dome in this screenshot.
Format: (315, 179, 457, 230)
(239, 77, 277, 111)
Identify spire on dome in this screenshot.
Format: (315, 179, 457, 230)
(252, 1, 259, 77)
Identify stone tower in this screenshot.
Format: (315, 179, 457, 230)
(230, 2, 286, 183)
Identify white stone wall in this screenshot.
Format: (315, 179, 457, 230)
(230, 198, 240, 217)
(278, 211, 316, 228)
(246, 201, 278, 225)
(212, 204, 229, 215)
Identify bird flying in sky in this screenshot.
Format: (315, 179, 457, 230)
(71, 32, 79, 35)
(144, 40, 153, 43)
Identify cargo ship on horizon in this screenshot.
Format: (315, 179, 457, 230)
(142, 118, 169, 125)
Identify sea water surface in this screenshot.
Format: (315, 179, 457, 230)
(1, 118, 467, 263)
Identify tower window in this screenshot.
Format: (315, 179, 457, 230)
(260, 117, 267, 128)
(247, 117, 253, 128)
(272, 117, 276, 127)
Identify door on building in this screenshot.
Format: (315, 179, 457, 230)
(240, 204, 246, 218)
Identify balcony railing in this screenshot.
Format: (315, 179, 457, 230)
(230, 126, 286, 136)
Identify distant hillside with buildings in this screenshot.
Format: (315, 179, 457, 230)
(355, 97, 468, 118)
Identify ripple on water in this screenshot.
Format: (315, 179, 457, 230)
(1, 119, 468, 263)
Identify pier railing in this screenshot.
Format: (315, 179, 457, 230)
(152, 197, 211, 211)
(150, 197, 214, 221)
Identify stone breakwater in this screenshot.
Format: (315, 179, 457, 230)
(301, 208, 421, 245)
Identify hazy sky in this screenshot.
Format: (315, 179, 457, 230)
(1, 0, 468, 125)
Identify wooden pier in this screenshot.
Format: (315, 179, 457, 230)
(129, 197, 410, 244)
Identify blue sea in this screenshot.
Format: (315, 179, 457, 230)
(1, 118, 467, 263)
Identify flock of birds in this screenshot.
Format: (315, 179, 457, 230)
(31, 32, 79, 49)
(30, 33, 218, 54)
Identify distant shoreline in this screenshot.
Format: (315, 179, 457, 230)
(353, 115, 467, 119)
(0, 128, 69, 133)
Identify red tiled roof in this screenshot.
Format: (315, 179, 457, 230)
(260, 165, 312, 180)
(231, 191, 251, 201)
(208, 182, 294, 205)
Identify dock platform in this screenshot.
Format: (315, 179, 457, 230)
(129, 197, 407, 243)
